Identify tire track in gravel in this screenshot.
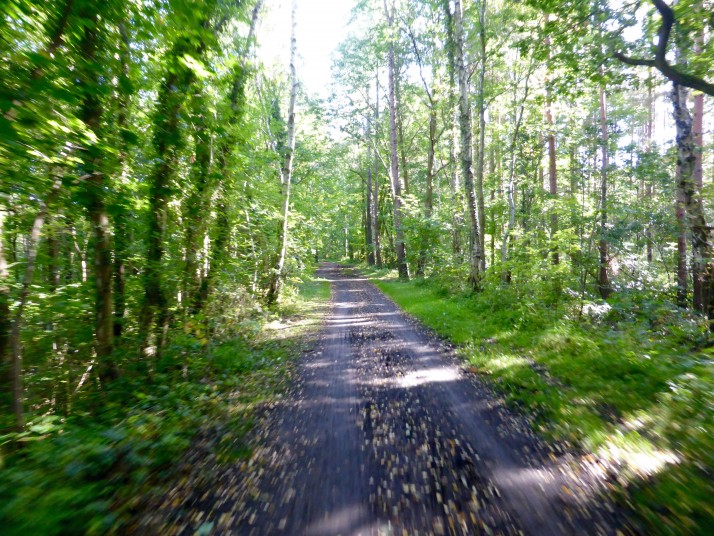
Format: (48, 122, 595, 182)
(156, 263, 628, 535)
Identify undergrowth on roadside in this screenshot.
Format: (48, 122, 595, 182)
(370, 267, 713, 535)
(0, 277, 330, 535)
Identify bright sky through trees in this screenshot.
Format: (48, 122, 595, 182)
(258, 0, 357, 96)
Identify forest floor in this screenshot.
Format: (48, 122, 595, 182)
(136, 263, 632, 535)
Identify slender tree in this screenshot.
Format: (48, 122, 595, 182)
(267, 0, 299, 303)
(452, 0, 482, 289)
(384, 0, 409, 280)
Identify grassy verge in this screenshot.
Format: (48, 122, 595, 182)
(371, 271, 713, 535)
(0, 276, 330, 535)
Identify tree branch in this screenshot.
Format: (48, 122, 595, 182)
(613, 0, 714, 96)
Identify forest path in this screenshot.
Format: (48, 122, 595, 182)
(159, 264, 625, 535)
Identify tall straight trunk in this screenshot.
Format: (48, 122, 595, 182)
(0, 209, 11, 428)
(545, 19, 558, 265)
(46, 218, 61, 291)
(417, 107, 437, 276)
(8, 178, 62, 430)
(500, 54, 533, 282)
(267, 0, 299, 303)
(384, 0, 409, 281)
(453, 0, 482, 288)
(692, 34, 705, 308)
(113, 21, 130, 340)
(407, 23, 438, 277)
(78, 5, 115, 382)
(442, 2, 462, 259)
(140, 56, 193, 349)
(395, 73, 410, 196)
(366, 111, 375, 265)
(475, 0, 487, 272)
(183, 88, 212, 311)
(425, 107, 436, 219)
(672, 82, 712, 320)
(373, 73, 383, 267)
(598, 85, 612, 299)
(646, 73, 654, 264)
(676, 183, 688, 307)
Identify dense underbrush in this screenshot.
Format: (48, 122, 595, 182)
(368, 265, 713, 535)
(0, 277, 330, 535)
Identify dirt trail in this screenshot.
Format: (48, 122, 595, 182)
(146, 263, 627, 535)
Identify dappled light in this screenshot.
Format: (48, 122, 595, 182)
(2, 0, 712, 533)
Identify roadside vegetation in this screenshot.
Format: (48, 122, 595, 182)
(0, 276, 329, 535)
(366, 265, 713, 534)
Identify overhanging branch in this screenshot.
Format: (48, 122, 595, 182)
(613, 0, 714, 96)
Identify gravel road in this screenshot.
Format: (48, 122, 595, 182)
(139, 263, 629, 535)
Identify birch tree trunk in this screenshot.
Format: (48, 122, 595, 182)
(672, 81, 713, 321)
(384, 0, 409, 281)
(692, 31, 705, 309)
(453, 0, 482, 289)
(8, 178, 62, 430)
(500, 61, 531, 282)
(646, 73, 654, 264)
(267, 0, 299, 303)
(373, 73, 383, 267)
(366, 111, 375, 265)
(475, 0, 487, 273)
(0, 209, 11, 429)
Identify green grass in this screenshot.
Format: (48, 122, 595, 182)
(373, 274, 713, 535)
(0, 275, 330, 535)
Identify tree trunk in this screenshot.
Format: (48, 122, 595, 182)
(267, 0, 299, 303)
(417, 107, 437, 276)
(373, 73, 383, 267)
(78, 5, 116, 382)
(396, 73, 410, 196)
(140, 63, 190, 350)
(692, 35, 705, 309)
(672, 82, 712, 321)
(8, 178, 62, 430)
(0, 209, 11, 429)
(384, 0, 409, 281)
(113, 21, 131, 341)
(475, 0, 487, 272)
(366, 112, 375, 265)
(453, 0, 482, 289)
(545, 19, 558, 265)
(646, 73, 654, 264)
(676, 183, 688, 307)
(500, 54, 533, 282)
(183, 88, 212, 312)
(598, 85, 613, 299)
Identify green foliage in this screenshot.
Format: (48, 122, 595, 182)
(0, 275, 328, 534)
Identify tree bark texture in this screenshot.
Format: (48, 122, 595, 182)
(267, 0, 299, 303)
(384, 0, 409, 281)
(671, 82, 713, 321)
(8, 178, 62, 430)
(545, 20, 559, 265)
(453, 0, 482, 289)
(373, 73, 383, 268)
(78, 5, 116, 382)
(475, 0, 487, 272)
(598, 85, 612, 300)
(366, 112, 375, 265)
